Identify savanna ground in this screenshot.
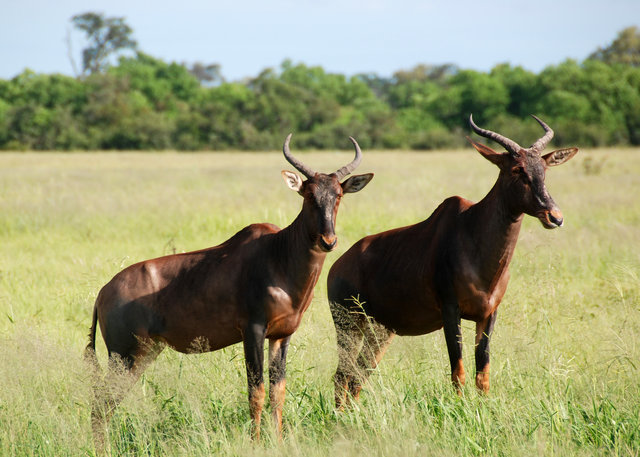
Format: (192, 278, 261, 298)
(0, 147, 638, 456)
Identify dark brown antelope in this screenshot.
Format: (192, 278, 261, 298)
(85, 135, 373, 452)
(328, 115, 577, 408)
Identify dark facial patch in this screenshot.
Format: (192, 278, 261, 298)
(523, 152, 546, 198)
(303, 175, 343, 216)
(508, 150, 557, 218)
(306, 175, 342, 200)
(300, 174, 343, 250)
(522, 150, 546, 181)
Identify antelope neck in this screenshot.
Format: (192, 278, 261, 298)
(468, 178, 523, 269)
(276, 210, 328, 269)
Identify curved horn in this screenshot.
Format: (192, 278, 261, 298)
(282, 133, 315, 178)
(469, 114, 522, 154)
(529, 115, 554, 153)
(334, 136, 363, 180)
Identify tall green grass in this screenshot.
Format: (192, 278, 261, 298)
(0, 148, 638, 456)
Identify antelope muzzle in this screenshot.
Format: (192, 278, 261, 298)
(538, 208, 564, 229)
(319, 234, 338, 252)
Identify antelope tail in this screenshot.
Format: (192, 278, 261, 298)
(84, 303, 100, 372)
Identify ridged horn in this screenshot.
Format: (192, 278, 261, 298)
(469, 114, 522, 155)
(334, 136, 363, 180)
(282, 133, 315, 178)
(529, 115, 554, 153)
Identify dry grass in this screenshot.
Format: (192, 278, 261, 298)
(0, 148, 638, 456)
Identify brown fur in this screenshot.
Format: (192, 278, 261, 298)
(85, 137, 373, 453)
(328, 117, 577, 407)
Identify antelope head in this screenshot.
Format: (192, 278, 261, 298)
(281, 134, 374, 251)
(467, 115, 578, 229)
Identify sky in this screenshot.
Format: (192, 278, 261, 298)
(2, 0, 639, 82)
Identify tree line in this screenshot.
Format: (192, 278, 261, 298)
(0, 16, 639, 151)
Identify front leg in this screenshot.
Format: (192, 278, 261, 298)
(442, 301, 465, 394)
(243, 322, 266, 441)
(268, 336, 290, 440)
(475, 311, 497, 393)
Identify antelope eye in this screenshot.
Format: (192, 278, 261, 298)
(512, 166, 525, 175)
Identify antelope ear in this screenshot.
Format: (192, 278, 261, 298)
(466, 137, 505, 166)
(281, 170, 303, 193)
(543, 147, 578, 166)
(342, 173, 374, 193)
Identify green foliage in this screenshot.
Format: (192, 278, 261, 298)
(72, 12, 137, 76)
(2, 26, 640, 150)
(112, 52, 200, 106)
(490, 64, 540, 117)
(589, 26, 640, 67)
(450, 69, 510, 125)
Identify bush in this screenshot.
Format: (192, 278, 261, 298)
(1, 53, 639, 150)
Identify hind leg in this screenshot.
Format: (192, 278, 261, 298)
(348, 320, 394, 402)
(243, 321, 267, 441)
(331, 303, 365, 410)
(90, 338, 164, 456)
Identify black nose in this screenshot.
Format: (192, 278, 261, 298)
(548, 210, 563, 227)
(319, 236, 337, 251)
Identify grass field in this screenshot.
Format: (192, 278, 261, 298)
(0, 147, 639, 456)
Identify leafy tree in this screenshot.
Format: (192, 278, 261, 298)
(620, 65, 640, 144)
(450, 69, 509, 127)
(111, 52, 201, 108)
(490, 64, 540, 117)
(355, 73, 393, 99)
(589, 26, 640, 67)
(2, 25, 640, 150)
(71, 12, 137, 76)
(5, 104, 57, 150)
(188, 62, 224, 85)
(187, 82, 256, 149)
(278, 60, 375, 106)
(538, 59, 632, 144)
(393, 63, 458, 84)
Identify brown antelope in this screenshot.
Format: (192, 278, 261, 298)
(85, 135, 373, 451)
(328, 115, 578, 408)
